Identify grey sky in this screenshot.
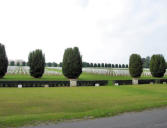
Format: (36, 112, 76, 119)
(0, 0, 167, 64)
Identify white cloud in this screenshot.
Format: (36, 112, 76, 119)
(0, 0, 166, 63)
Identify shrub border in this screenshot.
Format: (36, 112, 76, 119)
(0, 80, 108, 87)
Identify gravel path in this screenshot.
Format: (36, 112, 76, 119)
(21, 107, 167, 128)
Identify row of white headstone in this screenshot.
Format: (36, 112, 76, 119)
(83, 68, 167, 77)
(7, 66, 62, 75)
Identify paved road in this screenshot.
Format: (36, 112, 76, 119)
(22, 108, 167, 128)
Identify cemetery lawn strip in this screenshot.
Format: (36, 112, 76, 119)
(45, 68, 62, 73)
(1, 85, 167, 127)
(1, 73, 166, 82)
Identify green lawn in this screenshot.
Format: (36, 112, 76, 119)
(1, 73, 167, 86)
(1, 85, 167, 127)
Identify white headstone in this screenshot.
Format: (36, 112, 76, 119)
(44, 85, 49, 88)
(70, 79, 77, 87)
(95, 83, 100, 87)
(150, 82, 154, 85)
(132, 78, 138, 85)
(115, 83, 119, 86)
(18, 84, 22, 88)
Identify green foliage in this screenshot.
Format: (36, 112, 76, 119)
(28, 49, 45, 78)
(150, 54, 166, 77)
(98, 63, 101, 67)
(82, 62, 90, 67)
(90, 63, 93, 67)
(142, 56, 150, 68)
(0, 43, 8, 78)
(10, 61, 15, 66)
(94, 63, 97, 67)
(129, 54, 143, 78)
(115, 64, 118, 68)
(46, 62, 52, 67)
(59, 62, 63, 67)
(22, 61, 26, 66)
(52, 62, 58, 67)
(101, 63, 104, 67)
(62, 47, 82, 79)
(126, 64, 129, 68)
(119, 64, 122, 68)
(16, 62, 20, 66)
(122, 64, 125, 68)
(112, 64, 115, 68)
(108, 63, 111, 68)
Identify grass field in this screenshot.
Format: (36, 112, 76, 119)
(1, 85, 167, 127)
(1, 73, 167, 86)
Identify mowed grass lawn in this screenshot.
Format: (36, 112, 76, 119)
(1, 85, 167, 127)
(1, 73, 166, 85)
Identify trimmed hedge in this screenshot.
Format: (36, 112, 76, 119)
(113, 80, 132, 85)
(0, 81, 70, 87)
(113, 79, 167, 85)
(0, 80, 108, 87)
(77, 80, 108, 86)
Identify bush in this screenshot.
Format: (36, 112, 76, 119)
(129, 54, 143, 78)
(119, 64, 122, 68)
(22, 61, 26, 66)
(28, 49, 45, 78)
(122, 64, 125, 68)
(16, 62, 20, 66)
(90, 63, 93, 67)
(62, 47, 82, 79)
(10, 61, 15, 66)
(150, 54, 166, 77)
(126, 64, 128, 68)
(94, 63, 97, 67)
(0, 43, 8, 78)
(52, 62, 58, 67)
(113, 79, 167, 85)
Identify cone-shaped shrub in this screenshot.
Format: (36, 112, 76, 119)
(129, 54, 143, 78)
(150, 54, 166, 77)
(0, 43, 8, 78)
(62, 47, 82, 79)
(28, 49, 45, 78)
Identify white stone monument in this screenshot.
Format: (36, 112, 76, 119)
(132, 78, 138, 85)
(95, 83, 100, 87)
(44, 85, 49, 88)
(18, 84, 22, 88)
(70, 79, 77, 87)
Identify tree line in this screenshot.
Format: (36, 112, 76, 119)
(9, 60, 129, 69)
(0, 43, 167, 80)
(0, 43, 83, 79)
(129, 54, 166, 84)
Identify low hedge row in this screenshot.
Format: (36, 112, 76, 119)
(0, 81, 70, 87)
(113, 79, 167, 85)
(112, 80, 132, 85)
(77, 80, 108, 86)
(0, 80, 108, 87)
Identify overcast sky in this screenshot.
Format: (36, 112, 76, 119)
(0, 0, 167, 64)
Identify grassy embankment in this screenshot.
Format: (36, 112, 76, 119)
(1, 85, 167, 127)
